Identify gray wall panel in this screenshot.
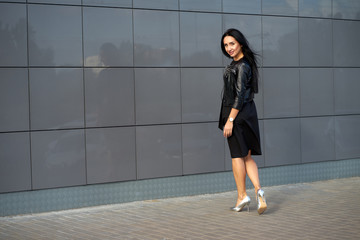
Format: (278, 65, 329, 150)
(31, 130, 86, 190)
(28, 4, 82, 67)
(28, 0, 81, 4)
(299, 0, 332, 18)
(299, 18, 333, 67)
(181, 68, 222, 122)
(82, 0, 131, 7)
(335, 116, 360, 159)
(254, 120, 265, 168)
(29, 68, 84, 130)
(264, 118, 301, 167)
(263, 68, 300, 118)
(182, 123, 224, 175)
(134, 0, 179, 10)
(262, 16, 299, 67)
(134, 10, 179, 67)
(262, 0, 298, 16)
(135, 68, 181, 125)
(136, 125, 182, 179)
(0, 132, 31, 193)
(86, 127, 136, 184)
(222, 0, 261, 14)
(333, 0, 360, 20)
(180, 0, 221, 12)
(83, 7, 133, 67)
(333, 20, 360, 67)
(334, 68, 360, 114)
(85, 68, 135, 127)
(0, 3, 27, 66)
(301, 117, 335, 163)
(180, 12, 223, 67)
(255, 69, 264, 119)
(0, 68, 29, 132)
(0, 0, 26, 2)
(300, 68, 334, 116)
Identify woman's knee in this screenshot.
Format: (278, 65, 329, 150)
(243, 150, 252, 161)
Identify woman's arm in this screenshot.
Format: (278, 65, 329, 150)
(233, 62, 250, 111)
(223, 108, 239, 138)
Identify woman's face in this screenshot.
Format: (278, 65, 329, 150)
(223, 36, 242, 61)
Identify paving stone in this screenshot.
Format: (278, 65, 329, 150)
(0, 177, 359, 239)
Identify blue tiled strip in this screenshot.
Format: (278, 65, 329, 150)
(1, 159, 359, 216)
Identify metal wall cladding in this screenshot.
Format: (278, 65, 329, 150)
(28, 5, 83, 67)
(0, 3, 27, 66)
(0, 0, 359, 193)
(0, 69, 29, 132)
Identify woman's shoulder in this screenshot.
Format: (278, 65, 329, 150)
(232, 59, 251, 72)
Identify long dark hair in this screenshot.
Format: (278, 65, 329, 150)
(221, 28, 259, 93)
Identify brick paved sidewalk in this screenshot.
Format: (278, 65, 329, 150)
(1, 177, 359, 240)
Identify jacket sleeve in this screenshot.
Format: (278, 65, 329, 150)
(232, 62, 251, 110)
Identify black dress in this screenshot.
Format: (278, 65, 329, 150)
(218, 59, 262, 158)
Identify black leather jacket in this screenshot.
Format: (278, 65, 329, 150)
(222, 59, 254, 111)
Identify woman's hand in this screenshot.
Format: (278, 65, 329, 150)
(223, 121, 233, 138)
(224, 108, 238, 138)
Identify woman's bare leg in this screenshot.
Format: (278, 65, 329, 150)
(244, 150, 267, 214)
(232, 157, 247, 206)
(244, 150, 261, 195)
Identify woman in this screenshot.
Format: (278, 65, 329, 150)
(219, 28, 267, 214)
